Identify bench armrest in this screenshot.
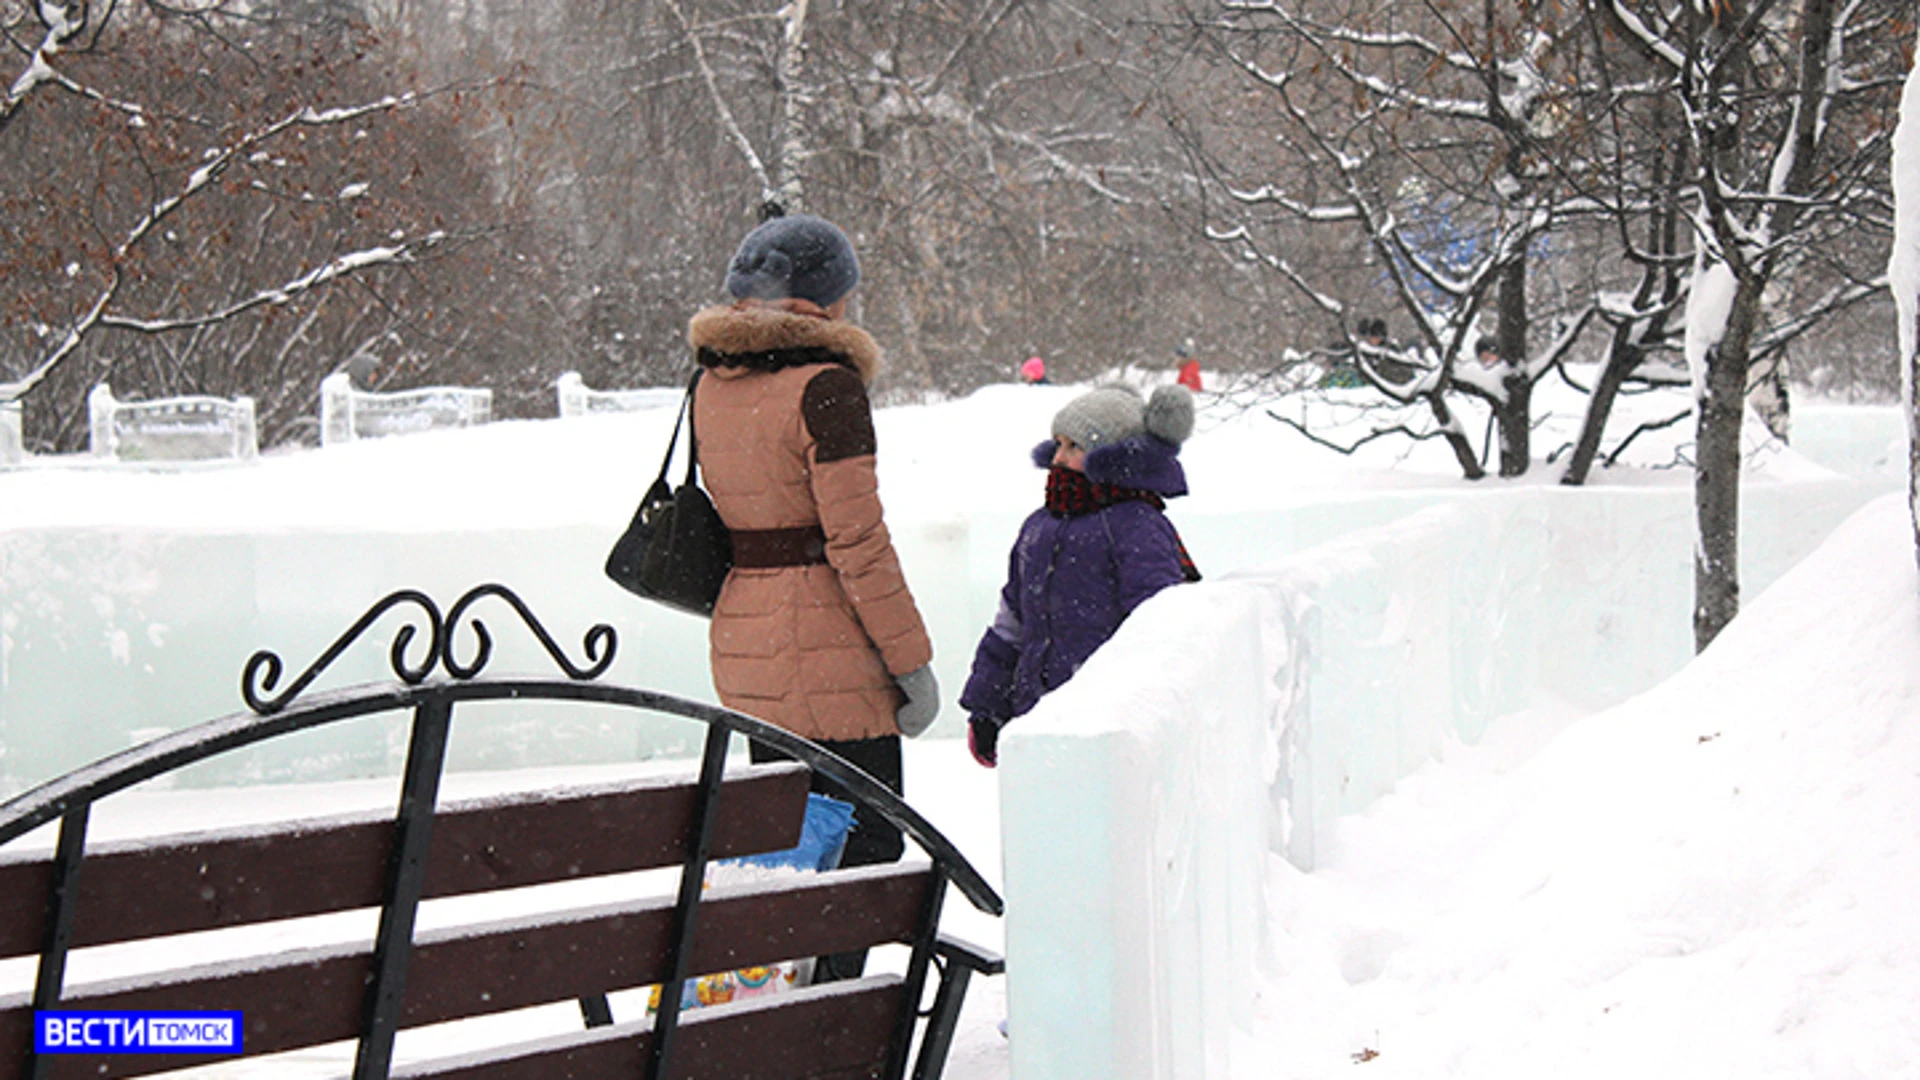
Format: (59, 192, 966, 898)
(934, 933, 1004, 977)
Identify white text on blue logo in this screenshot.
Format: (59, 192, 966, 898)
(34, 1011, 243, 1054)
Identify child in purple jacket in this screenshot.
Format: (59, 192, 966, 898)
(961, 383, 1200, 766)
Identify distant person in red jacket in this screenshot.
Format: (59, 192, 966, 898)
(1174, 340, 1202, 392)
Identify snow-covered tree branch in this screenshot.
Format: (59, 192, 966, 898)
(0, 0, 525, 450)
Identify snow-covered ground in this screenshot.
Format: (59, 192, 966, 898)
(1239, 492, 1919, 1079)
(0, 373, 1912, 1077)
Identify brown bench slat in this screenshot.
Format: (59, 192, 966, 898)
(0, 863, 933, 1079)
(0, 764, 810, 959)
(392, 978, 902, 1080)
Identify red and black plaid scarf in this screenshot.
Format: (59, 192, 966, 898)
(1045, 466, 1202, 582)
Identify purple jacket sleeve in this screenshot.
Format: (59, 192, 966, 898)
(960, 533, 1025, 720)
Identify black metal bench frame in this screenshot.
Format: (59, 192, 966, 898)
(0, 583, 1003, 1080)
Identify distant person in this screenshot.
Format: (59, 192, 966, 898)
(343, 352, 380, 392)
(1175, 341, 1203, 392)
(961, 383, 1201, 766)
(1357, 317, 1388, 350)
(1355, 316, 1417, 385)
(1020, 355, 1050, 385)
(1474, 336, 1502, 367)
(1322, 319, 1377, 389)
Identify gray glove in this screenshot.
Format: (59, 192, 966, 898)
(894, 665, 941, 737)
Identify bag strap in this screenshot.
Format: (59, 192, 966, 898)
(653, 367, 704, 489)
(682, 367, 703, 488)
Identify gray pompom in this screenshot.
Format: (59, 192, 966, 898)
(1145, 385, 1194, 445)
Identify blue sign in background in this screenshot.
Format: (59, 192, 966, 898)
(34, 1011, 244, 1055)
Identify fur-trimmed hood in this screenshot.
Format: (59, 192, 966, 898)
(688, 302, 881, 386)
(1031, 434, 1188, 497)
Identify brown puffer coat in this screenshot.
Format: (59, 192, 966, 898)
(688, 301, 932, 742)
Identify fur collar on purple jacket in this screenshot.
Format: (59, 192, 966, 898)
(1030, 433, 1188, 497)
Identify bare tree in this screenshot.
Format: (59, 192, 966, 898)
(1594, 0, 1904, 648)
(0, 0, 522, 448)
(383, 0, 1243, 398)
(1169, 0, 1641, 479)
(1164, 0, 1896, 503)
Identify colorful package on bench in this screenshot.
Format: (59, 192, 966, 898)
(647, 793, 856, 1015)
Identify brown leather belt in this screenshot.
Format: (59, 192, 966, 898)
(730, 525, 830, 568)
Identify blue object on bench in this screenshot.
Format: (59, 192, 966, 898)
(725, 792, 855, 873)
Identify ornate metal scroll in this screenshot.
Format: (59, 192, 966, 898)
(443, 583, 616, 681)
(243, 584, 617, 715)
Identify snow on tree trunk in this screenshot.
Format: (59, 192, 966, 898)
(1686, 257, 1747, 652)
(1494, 257, 1531, 477)
(1694, 329, 1748, 651)
(1888, 27, 1920, 574)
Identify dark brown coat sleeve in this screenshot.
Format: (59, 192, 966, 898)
(802, 367, 932, 677)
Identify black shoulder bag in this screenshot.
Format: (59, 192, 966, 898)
(604, 368, 734, 616)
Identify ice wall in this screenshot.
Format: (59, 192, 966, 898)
(996, 469, 1893, 1080)
(0, 525, 719, 790)
(0, 509, 986, 795)
(1789, 404, 1907, 483)
(1000, 582, 1277, 1080)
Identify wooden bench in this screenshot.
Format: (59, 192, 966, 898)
(0, 585, 1003, 1080)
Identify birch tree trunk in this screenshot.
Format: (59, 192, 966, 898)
(770, 0, 810, 212)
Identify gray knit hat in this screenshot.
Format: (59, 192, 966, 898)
(724, 213, 861, 308)
(1052, 384, 1195, 449)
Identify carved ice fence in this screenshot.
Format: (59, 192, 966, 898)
(0, 399, 20, 466)
(320, 371, 492, 446)
(555, 372, 683, 417)
(87, 383, 258, 463)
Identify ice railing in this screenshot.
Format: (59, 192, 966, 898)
(320, 371, 492, 446)
(555, 371, 682, 417)
(0, 399, 20, 467)
(87, 383, 259, 463)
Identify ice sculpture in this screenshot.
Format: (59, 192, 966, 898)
(0, 399, 20, 466)
(319, 371, 492, 445)
(555, 371, 682, 417)
(87, 383, 258, 463)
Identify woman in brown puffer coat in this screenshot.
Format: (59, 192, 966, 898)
(689, 213, 939, 980)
